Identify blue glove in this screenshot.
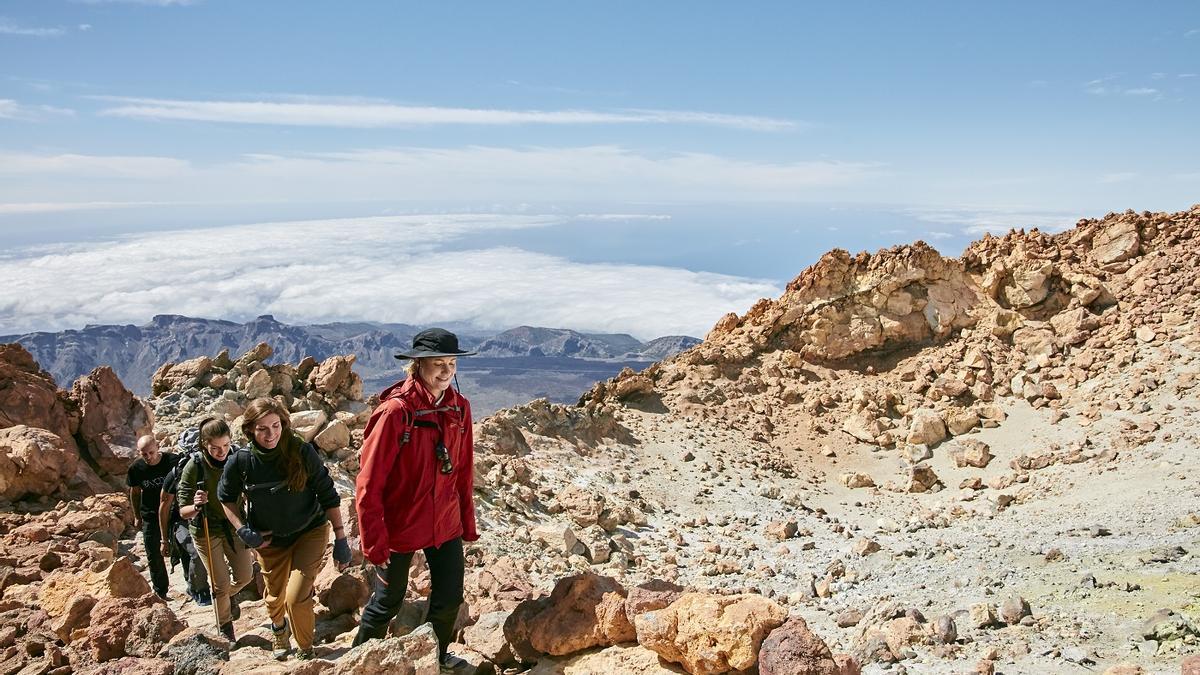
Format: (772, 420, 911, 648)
(237, 525, 264, 548)
(333, 537, 351, 564)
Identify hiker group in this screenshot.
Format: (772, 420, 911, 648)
(126, 328, 479, 670)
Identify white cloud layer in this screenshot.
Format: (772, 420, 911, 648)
(96, 96, 797, 131)
(0, 214, 781, 338)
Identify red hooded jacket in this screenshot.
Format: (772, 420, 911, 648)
(355, 376, 478, 565)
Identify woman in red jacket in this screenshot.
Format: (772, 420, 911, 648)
(353, 328, 478, 671)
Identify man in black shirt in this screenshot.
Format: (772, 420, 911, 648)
(127, 434, 179, 599)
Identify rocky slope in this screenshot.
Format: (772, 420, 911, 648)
(1, 205, 1198, 674)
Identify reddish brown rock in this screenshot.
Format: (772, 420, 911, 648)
(758, 618, 840, 675)
(126, 602, 187, 657)
(625, 579, 686, 625)
(0, 344, 76, 448)
(0, 426, 78, 501)
(69, 366, 153, 475)
(83, 593, 163, 662)
(525, 573, 635, 656)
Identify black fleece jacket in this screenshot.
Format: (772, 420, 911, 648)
(218, 433, 340, 541)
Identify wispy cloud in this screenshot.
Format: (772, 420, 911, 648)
(1084, 77, 1164, 98)
(0, 145, 880, 206)
(0, 99, 76, 120)
(1186, 28, 1199, 38)
(0, 201, 173, 214)
(0, 151, 190, 178)
(95, 96, 798, 131)
(0, 18, 66, 37)
(0, 214, 781, 337)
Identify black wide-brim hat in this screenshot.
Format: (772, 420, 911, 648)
(395, 327, 477, 360)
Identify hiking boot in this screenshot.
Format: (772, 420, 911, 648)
(295, 648, 314, 661)
(196, 590, 212, 607)
(440, 652, 471, 673)
(271, 621, 292, 660)
(229, 599, 241, 620)
(219, 622, 235, 642)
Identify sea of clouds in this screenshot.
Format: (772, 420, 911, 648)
(0, 213, 781, 338)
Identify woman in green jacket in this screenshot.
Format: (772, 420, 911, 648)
(176, 417, 254, 641)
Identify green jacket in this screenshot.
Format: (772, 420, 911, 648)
(176, 453, 232, 536)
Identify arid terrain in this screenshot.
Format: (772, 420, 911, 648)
(1, 206, 1197, 674)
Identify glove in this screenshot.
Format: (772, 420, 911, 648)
(333, 537, 351, 564)
(237, 525, 264, 548)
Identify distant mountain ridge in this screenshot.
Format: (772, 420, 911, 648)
(475, 325, 699, 359)
(1, 315, 698, 398)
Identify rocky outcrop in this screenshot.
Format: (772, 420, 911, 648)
(0, 426, 78, 501)
(634, 593, 788, 675)
(70, 366, 153, 475)
(150, 343, 370, 469)
(328, 622, 440, 674)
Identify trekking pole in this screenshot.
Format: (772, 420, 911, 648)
(199, 511, 221, 633)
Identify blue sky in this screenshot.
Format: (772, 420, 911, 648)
(1, 2, 1198, 336)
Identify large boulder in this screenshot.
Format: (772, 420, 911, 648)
(314, 420, 351, 453)
(290, 409, 328, 443)
(557, 484, 606, 528)
(329, 622, 440, 674)
(40, 556, 151, 619)
(1090, 218, 1141, 264)
(905, 411, 946, 446)
(635, 593, 788, 675)
(70, 366, 153, 475)
(759, 618, 841, 675)
(0, 425, 78, 501)
(524, 573, 636, 656)
(309, 355, 360, 398)
(125, 602, 187, 657)
(462, 610, 516, 666)
(151, 356, 212, 396)
(82, 593, 165, 662)
(0, 344, 76, 451)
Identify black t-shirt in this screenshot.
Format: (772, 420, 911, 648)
(127, 452, 180, 518)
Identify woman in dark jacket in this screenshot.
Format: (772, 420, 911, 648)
(219, 397, 349, 661)
(353, 328, 478, 672)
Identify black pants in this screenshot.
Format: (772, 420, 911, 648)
(171, 521, 210, 595)
(353, 537, 464, 657)
(141, 517, 169, 597)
